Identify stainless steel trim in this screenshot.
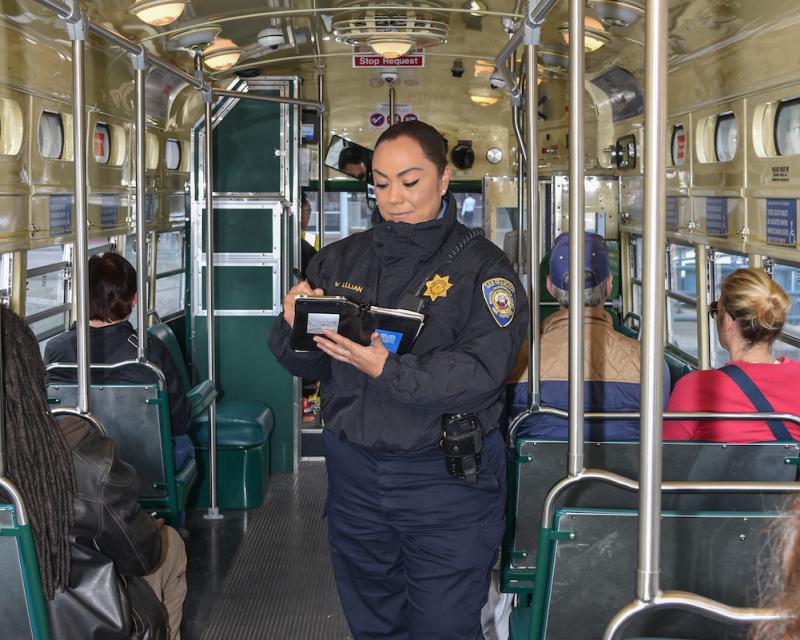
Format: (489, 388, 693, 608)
(695, 243, 711, 369)
(46, 359, 168, 389)
(0, 478, 28, 525)
(318, 70, 326, 250)
(567, 0, 585, 478)
(212, 89, 323, 112)
(26, 261, 70, 278)
(134, 63, 148, 361)
(526, 40, 540, 410)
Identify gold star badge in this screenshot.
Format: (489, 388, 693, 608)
(423, 274, 453, 302)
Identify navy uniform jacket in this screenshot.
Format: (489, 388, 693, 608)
(269, 194, 528, 450)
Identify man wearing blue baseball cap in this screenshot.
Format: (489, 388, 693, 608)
(509, 232, 668, 440)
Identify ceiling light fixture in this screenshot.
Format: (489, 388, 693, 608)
(369, 38, 414, 58)
(204, 38, 243, 71)
(588, 0, 645, 28)
(168, 23, 222, 49)
(130, 0, 187, 27)
(559, 17, 610, 52)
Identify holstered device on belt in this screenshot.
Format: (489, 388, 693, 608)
(440, 413, 483, 484)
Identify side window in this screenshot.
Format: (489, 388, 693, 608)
(772, 262, 800, 343)
(94, 122, 111, 164)
(165, 139, 181, 170)
(25, 245, 71, 342)
(775, 98, 800, 157)
(714, 113, 738, 162)
(709, 251, 749, 366)
(630, 235, 643, 320)
(665, 243, 698, 361)
(39, 111, 64, 159)
(305, 190, 372, 245)
(154, 231, 185, 319)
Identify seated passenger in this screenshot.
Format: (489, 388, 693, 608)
(665, 268, 800, 442)
(511, 232, 668, 440)
(44, 252, 193, 468)
(1, 306, 187, 639)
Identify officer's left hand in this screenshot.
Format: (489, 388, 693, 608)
(314, 330, 389, 378)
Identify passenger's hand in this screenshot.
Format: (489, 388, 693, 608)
(283, 281, 324, 328)
(314, 330, 389, 378)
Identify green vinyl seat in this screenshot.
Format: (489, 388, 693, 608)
(148, 323, 274, 509)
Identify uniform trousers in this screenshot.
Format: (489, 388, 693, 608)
(143, 524, 187, 640)
(323, 428, 507, 640)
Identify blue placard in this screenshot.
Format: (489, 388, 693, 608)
(766, 198, 797, 246)
(376, 329, 403, 353)
(706, 197, 728, 236)
(49, 194, 72, 236)
(145, 193, 155, 222)
(665, 197, 679, 231)
(101, 195, 118, 228)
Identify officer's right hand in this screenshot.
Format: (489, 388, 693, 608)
(283, 280, 324, 328)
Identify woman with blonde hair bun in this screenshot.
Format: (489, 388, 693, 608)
(666, 267, 800, 441)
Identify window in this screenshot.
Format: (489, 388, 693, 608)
(0, 252, 12, 304)
(714, 113, 738, 162)
(775, 97, 800, 157)
(154, 231, 185, 319)
(304, 190, 372, 245)
(772, 262, 800, 341)
(94, 122, 111, 164)
(709, 251, 749, 366)
(165, 139, 181, 170)
(630, 235, 643, 319)
(665, 243, 698, 359)
(671, 125, 686, 166)
(39, 111, 64, 159)
(25, 245, 71, 342)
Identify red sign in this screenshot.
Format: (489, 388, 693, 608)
(352, 46, 424, 68)
(93, 130, 106, 157)
(675, 131, 686, 161)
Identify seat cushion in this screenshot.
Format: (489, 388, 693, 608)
(148, 323, 191, 390)
(190, 400, 273, 447)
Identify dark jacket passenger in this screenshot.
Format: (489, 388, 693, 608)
(44, 322, 191, 437)
(47, 415, 166, 639)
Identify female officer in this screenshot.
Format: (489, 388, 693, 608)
(269, 120, 527, 639)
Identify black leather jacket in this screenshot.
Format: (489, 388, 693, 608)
(47, 416, 166, 639)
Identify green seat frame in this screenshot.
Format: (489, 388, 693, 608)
(0, 496, 49, 639)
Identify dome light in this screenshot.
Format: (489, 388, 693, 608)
(204, 38, 243, 71)
(168, 23, 222, 49)
(369, 38, 414, 59)
(559, 17, 609, 52)
(130, 0, 187, 27)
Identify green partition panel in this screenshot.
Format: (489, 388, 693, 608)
(200, 266, 276, 311)
(212, 92, 283, 194)
(201, 207, 277, 253)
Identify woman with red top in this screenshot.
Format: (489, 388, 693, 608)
(666, 267, 800, 442)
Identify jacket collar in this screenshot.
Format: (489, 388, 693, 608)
(542, 305, 613, 334)
(371, 193, 457, 266)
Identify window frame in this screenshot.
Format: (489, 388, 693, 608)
(714, 112, 738, 162)
(39, 110, 65, 160)
(774, 96, 800, 157)
(664, 242, 699, 363)
(165, 139, 182, 171)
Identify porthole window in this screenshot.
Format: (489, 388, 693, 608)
(39, 111, 64, 159)
(671, 125, 686, 166)
(165, 139, 181, 170)
(775, 97, 800, 157)
(94, 122, 111, 164)
(714, 112, 738, 162)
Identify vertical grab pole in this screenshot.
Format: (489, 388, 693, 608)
(201, 69, 222, 520)
(133, 53, 148, 359)
(567, 0, 585, 477)
(638, 0, 668, 603)
(511, 53, 525, 277)
(67, 3, 91, 414)
(695, 243, 711, 370)
(317, 68, 326, 249)
(525, 22, 541, 409)
(388, 85, 396, 126)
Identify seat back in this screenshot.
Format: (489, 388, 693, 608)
(0, 503, 49, 639)
(539, 508, 780, 640)
(148, 322, 191, 390)
(509, 440, 798, 572)
(48, 383, 171, 500)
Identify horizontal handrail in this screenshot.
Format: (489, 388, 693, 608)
(25, 303, 72, 326)
(603, 591, 787, 640)
(26, 261, 70, 278)
(213, 89, 325, 113)
(508, 405, 800, 446)
(47, 359, 167, 389)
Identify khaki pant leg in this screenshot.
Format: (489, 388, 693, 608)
(143, 525, 188, 640)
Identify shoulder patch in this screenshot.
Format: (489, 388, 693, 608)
(482, 277, 516, 328)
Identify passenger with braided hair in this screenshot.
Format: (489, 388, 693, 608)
(0, 305, 187, 639)
(666, 268, 800, 441)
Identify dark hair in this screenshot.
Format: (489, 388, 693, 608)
(375, 120, 448, 175)
(1, 306, 75, 598)
(89, 252, 137, 322)
(337, 145, 367, 171)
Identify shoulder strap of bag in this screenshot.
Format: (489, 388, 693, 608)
(718, 364, 793, 441)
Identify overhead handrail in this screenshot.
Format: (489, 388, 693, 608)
(212, 89, 324, 112)
(508, 405, 800, 446)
